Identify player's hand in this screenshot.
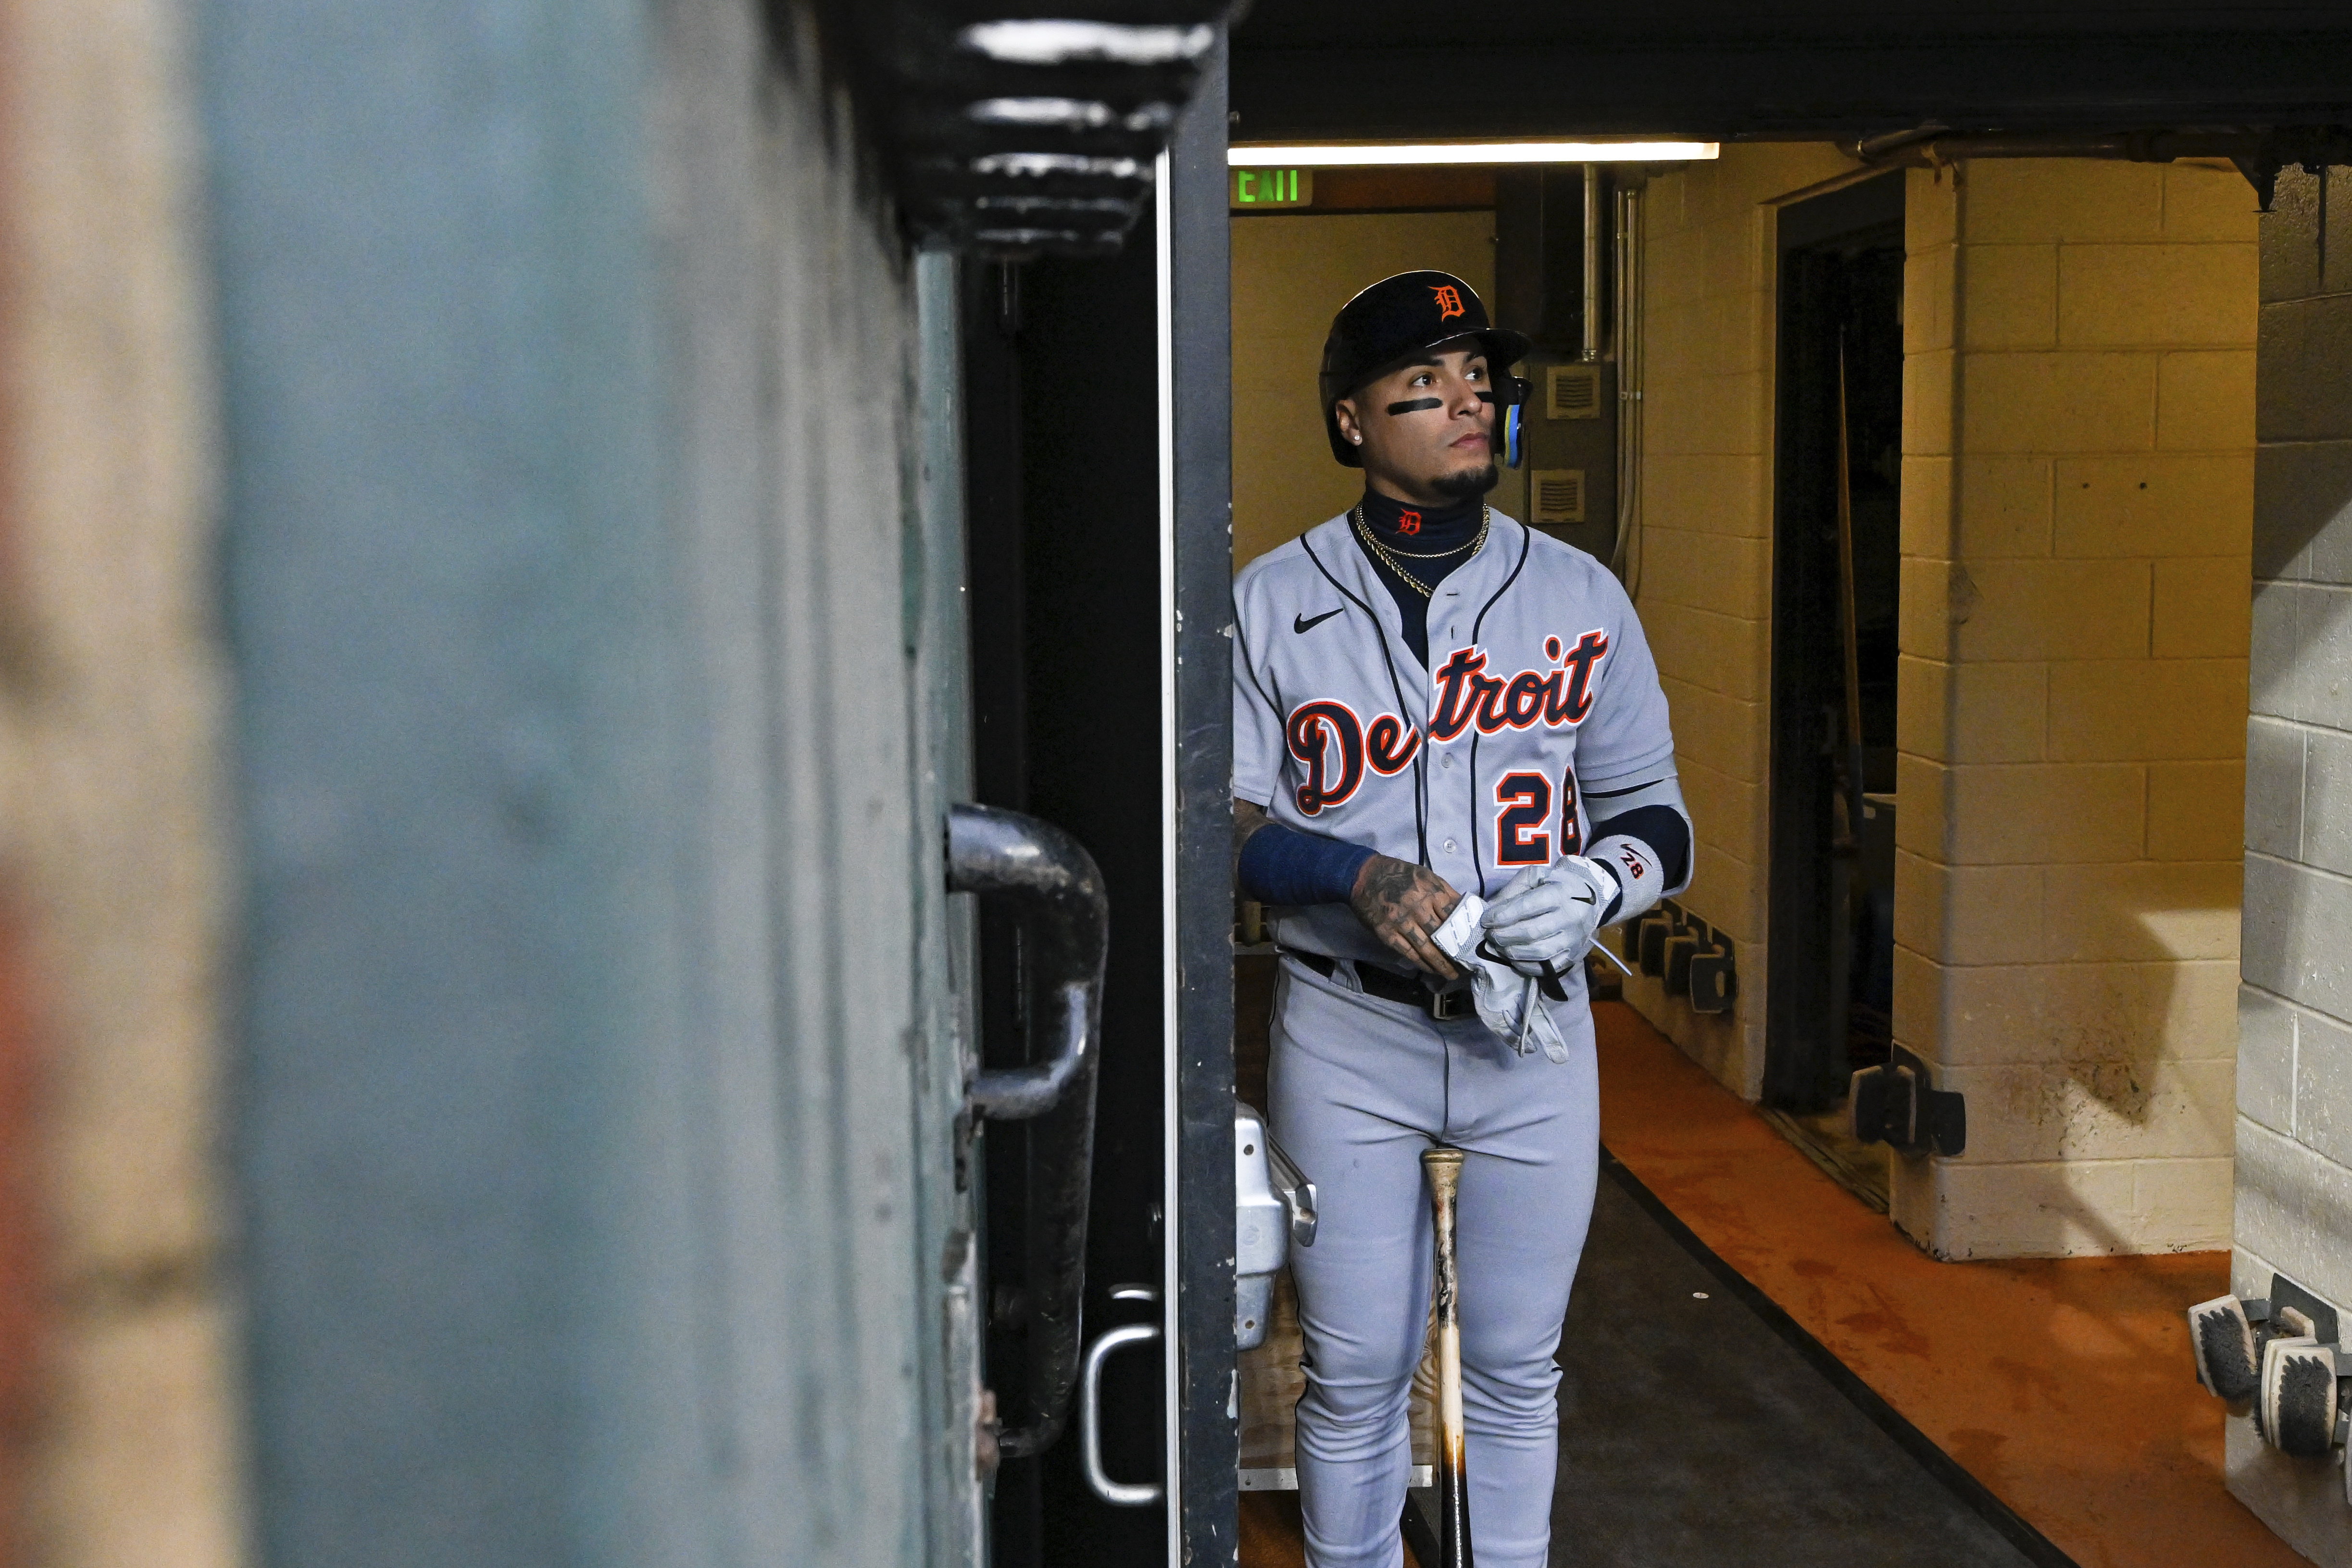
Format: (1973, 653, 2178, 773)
(1350, 855, 1463, 978)
(1480, 858, 1617, 974)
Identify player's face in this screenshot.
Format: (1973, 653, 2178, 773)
(1333, 340, 1498, 506)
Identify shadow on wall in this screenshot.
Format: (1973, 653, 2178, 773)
(1898, 590, 2255, 1259)
(1900, 899, 2240, 1261)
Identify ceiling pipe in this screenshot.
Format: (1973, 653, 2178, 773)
(1581, 163, 1601, 364)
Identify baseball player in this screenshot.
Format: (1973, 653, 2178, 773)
(1231, 271, 1690, 1568)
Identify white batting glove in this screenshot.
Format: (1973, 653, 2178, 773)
(1477, 858, 1619, 975)
(1429, 894, 1571, 1063)
(1585, 835, 1664, 925)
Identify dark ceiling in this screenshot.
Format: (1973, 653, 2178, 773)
(1229, 4, 2352, 141)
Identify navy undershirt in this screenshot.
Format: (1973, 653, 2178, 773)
(1350, 489, 1485, 666)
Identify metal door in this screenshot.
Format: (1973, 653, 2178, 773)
(215, 12, 1004, 1564)
(955, 40, 1236, 1567)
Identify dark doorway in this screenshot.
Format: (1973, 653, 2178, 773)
(964, 243, 1170, 1567)
(1764, 174, 1904, 1118)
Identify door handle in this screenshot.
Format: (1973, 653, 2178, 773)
(946, 803, 1110, 1459)
(1266, 1132, 1318, 1248)
(947, 803, 1107, 1119)
(1080, 1321, 1164, 1506)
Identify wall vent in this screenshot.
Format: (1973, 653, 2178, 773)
(1531, 469, 1586, 524)
(1547, 364, 1602, 420)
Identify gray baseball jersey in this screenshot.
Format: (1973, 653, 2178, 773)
(1234, 509, 1679, 965)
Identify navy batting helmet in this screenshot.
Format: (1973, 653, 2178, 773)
(1318, 270, 1533, 467)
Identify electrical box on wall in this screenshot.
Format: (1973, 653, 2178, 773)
(1512, 360, 1615, 557)
(1547, 364, 1602, 420)
(1493, 169, 1596, 351)
(1494, 166, 1627, 563)
(1532, 469, 1587, 524)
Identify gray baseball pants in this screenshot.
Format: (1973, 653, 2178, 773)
(1268, 954, 1601, 1568)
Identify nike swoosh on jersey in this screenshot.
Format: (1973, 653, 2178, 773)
(1294, 607, 1345, 634)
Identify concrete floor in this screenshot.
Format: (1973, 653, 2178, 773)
(1593, 1003, 2305, 1568)
(1542, 1161, 2040, 1566)
(1241, 1164, 2043, 1568)
(1237, 1003, 2311, 1568)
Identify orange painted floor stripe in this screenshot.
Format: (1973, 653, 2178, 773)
(1592, 1001, 2306, 1568)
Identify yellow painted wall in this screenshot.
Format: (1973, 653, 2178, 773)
(1891, 160, 2255, 1259)
(1618, 150, 2255, 1262)
(1613, 142, 1860, 1097)
(1231, 210, 1495, 567)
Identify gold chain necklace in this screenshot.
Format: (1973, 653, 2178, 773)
(1351, 505, 1490, 596)
(1352, 503, 1491, 558)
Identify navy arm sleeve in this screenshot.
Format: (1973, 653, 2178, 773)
(1237, 821, 1377, 907)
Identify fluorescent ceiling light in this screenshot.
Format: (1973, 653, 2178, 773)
(1228, 141, 1716, 167)
(960, 20, 1213, 65)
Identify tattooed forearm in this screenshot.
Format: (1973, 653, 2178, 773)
(1350, 853, 1463, 978)
(1236, 804, 1457, 977)
(1234, 799, 1272, 888)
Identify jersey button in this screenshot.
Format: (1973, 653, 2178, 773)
(1443, 838, 1459, 853)
(1440, 753, 1455, 770)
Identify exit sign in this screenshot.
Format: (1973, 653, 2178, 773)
(1230, 167, 1312, 209)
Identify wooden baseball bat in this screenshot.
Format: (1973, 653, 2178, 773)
(1422, 1146, 1474, 1568)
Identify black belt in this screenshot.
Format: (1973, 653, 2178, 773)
(1284, 949, 1478, 1021)
(1284, 947, 1574, 1016)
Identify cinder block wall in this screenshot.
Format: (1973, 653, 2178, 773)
(1629, 142, 1860, 1097)
(1892, 160, 2255, 1259)
(2226, 163, 2352, 1559)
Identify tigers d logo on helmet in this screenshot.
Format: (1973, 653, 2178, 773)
(1316, 270, 1532, 467)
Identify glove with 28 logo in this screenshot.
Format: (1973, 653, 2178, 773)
(1479, 856, 1620, 977)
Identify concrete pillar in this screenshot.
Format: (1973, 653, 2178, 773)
(1892, 159, 2255, 1259)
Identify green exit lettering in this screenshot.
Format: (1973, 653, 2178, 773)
(1230, 168, 1312, 209)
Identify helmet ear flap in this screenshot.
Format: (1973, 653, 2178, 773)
(1501, 375, 1533, 468)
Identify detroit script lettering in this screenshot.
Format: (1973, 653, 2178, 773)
(1284, 630, 1610, 815)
